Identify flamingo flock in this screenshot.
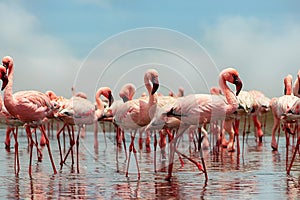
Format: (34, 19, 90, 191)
(1, 55, 300, 181)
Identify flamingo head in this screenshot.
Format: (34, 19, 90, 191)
(0, 65, 8, 91)
(177, 87, 184, 97)
(108, 91, 114, 107)
(297, 70, 300, 95)
(144, 69, 159, 95)
(2, 56, 13, 70)
(102, 87, 114, 107)
(222, 68, 243, 96)
(284, 74, 293, 95)
(119, 83, 136, 102)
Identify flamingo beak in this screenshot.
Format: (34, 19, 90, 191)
(151, 83, 159, 95)
(298, 75, 300, 95)
(1, 72, 8, 91)
(121, 96, 129, 103)
(234, 76, 243, 96)
(284, 86, 287, 95)
(108, 93, 114, 107)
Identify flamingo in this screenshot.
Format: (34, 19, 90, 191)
(112, 69, 159, 179)
(0, 64, 26, 175)
(164, 67, 243, 181)
(293, 70, 300, 98)
(1, 56, 57, 177)
(0, 99, 24, 175)
(103, 83, 136, 149)
(248, 90, 271, 142)
(101, 83, 136, 171)
(270, 74, 298, 150)
(93, 86, 115, 152)
(281, 91, 300, 173)
(56, 87, 113, 173)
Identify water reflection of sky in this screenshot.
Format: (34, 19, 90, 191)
(0, 128, 300, 199)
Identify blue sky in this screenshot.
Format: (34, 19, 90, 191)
(0, 0, 299, 99)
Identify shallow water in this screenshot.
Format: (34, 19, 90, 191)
(0, 127, 300, 199)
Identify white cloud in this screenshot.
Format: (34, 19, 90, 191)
(201, 16, 300, 98)
(0, 2, 81, 98)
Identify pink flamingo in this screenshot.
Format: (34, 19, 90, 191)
(104, 83, 136, 149)
(270, 74, 298, 150)
(293, 70, 300, 98)
(56, 87, 113, 173)
(93, 86, 115, 151)
(113, 69, 159, 179)
(248, 90, 271, 142)
(101, 83, 136, 171)
(281, 95, 300, 174)
(2, 56, 57, 177)
(165, 67, 243, 181)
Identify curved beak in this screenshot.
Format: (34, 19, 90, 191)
(234, 76, 243, 96)
(298, 75, 300, 95)
(121, 96, 129, 103)
(108, 93, 114, 107)
(151, 83, 159, 95)
(1, 73, 8, 91)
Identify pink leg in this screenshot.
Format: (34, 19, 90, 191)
(56, 123, 67, 168)
(12, 127, 20, 175)
(122, 129, 127, 160)
(126, 130, 140, 179)
(154, 133, 157, 173)
(224, 120, 235, 152)
(252, 115, 263, 142)
(146, 131, 151, 153)
(76, 126, 81, 173)
(165, 126, 188, 181)
(25, 126, 33, 178)
(61, 125, 75, 171)
(39, 125, 57, 174)
(5, 127, 12, 151)
(271, 118, 280, 150)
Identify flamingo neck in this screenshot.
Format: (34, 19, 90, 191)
(145, 83, 156, 106)
(219, 75, 238, 114)
(95, 90, 105, 119)
(286, 81, 293, 95)
(284, 79, 297, 95)
(4, 64, 15, 114)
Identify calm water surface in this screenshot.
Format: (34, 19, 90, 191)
(0, 127, 300, 199)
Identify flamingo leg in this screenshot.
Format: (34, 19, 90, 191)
(285, 129, 290, 171)
(252, 115, 263, 142)
(39, 125, 57, 174)
(287, 136, 300, 175)
(242, 116, 247, 158)
(224, 120, 236, 152)
(122, 129, 127, 160)
(56, 123, 67, 169)
(5, 126, 12, 151)
(101, 122, 107, 150)
(61, 125, 75, 170)
(271, 118, 280, 150)
(198, 128, 208, 182)
(76, 126, 81, 173)
(13, 127, 20, 175)
(94, 121, 99, 154)
(115, 126, 120, 172)
(159, 130, 167, 160)
(154, 133, 157, 173)
(25, 126, 34, 178)
(33, 128, 43, 162)
(165, 126, 188, 181)
(126, 130, 140, 179)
